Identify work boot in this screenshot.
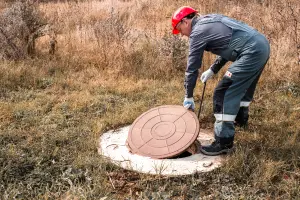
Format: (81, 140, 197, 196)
(235, 107, 249, 128)
(200, 136, 234, 156)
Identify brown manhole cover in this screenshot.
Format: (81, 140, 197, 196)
(127, 105, 200, 159)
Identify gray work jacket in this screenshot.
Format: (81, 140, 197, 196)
(185, 14, 258, 98)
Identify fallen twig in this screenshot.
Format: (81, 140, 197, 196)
(106, 172, 116, 189)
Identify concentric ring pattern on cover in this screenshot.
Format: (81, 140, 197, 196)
(127, 105, 200, 159)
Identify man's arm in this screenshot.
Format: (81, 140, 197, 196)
(210, 56, 228, 74)
(184, 35, 207, 98)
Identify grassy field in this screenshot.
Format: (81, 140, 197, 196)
(0, 0, 300, 199)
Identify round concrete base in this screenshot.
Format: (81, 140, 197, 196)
(98, 126, 224, 176)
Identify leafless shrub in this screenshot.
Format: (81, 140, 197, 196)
(0, 1, 49, 60)
(93, 8, 129, 65)
(94, 9, 129, 43)
(159, 32, 188, 71)
(123, 40, 160, 78)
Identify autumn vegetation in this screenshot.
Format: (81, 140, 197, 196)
(0, 0, 299, 199)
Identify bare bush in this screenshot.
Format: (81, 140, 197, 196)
(94, 8, 129, 47)
(93, 8, 129, 66)
(0, 1, 49, 60)
(159, 32, 188, 71)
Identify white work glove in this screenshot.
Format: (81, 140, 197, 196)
(183, 97, 195, 111)
(200, 68, 214, 83)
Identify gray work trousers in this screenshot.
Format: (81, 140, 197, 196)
(213, 33, 270, 138)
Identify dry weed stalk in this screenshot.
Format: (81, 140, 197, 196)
(93, 7, 129, 66)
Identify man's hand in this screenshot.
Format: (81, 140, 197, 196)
(183, 97, 195, 111)
(200, 68, 214, 83)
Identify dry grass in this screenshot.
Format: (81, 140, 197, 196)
(0, 0, 300, 199)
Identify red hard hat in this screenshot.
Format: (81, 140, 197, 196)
(172, 6, 197, 34)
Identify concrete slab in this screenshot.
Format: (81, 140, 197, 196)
(98, 126, 225, 176)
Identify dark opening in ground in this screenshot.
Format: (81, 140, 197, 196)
(171, 151, 193, 159)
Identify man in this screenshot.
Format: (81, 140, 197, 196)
(172, 6, 270, 156)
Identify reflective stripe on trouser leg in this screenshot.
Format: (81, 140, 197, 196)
(237, 68, 264, 123)
(214, 34, 270, 138)
(213, 76, 236, 138)
(240, 101, 250, 107)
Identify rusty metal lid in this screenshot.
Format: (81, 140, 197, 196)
(127, 105, 200, 159)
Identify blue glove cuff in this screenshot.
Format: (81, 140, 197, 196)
(183, 97, 195, 110)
